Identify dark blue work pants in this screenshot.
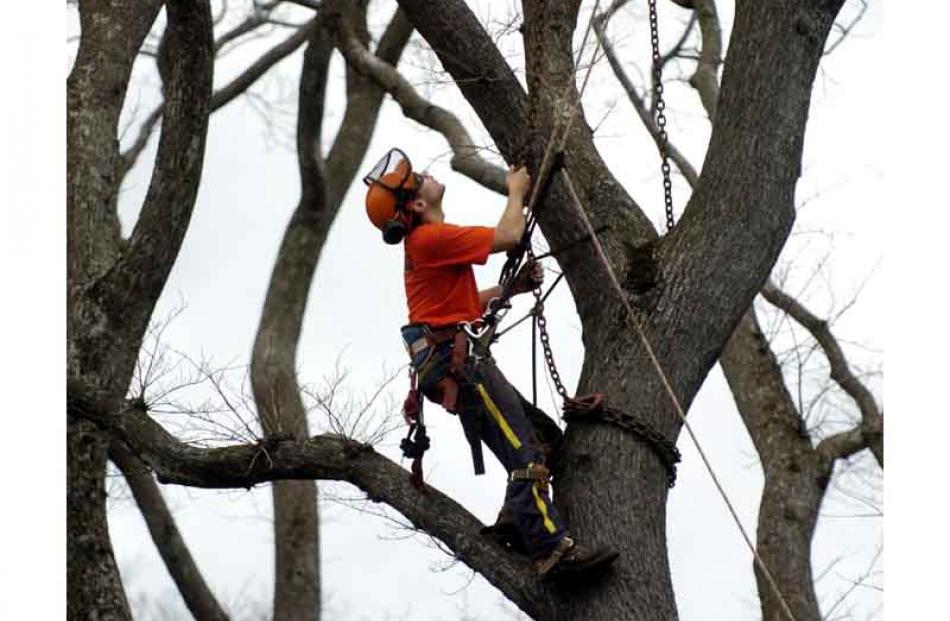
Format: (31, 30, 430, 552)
(406, 328, 567, 558)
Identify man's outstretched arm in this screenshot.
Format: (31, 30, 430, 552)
(492, 165, 529, 252)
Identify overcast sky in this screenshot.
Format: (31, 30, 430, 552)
(12, 0, 910, 618)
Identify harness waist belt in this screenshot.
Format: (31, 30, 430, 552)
(405, 324, 459, 357)
(407, 337, 428, 357)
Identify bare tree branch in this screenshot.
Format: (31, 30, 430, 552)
(761, 281, 883, 467)
(121, 17, 320, 178)
(213, 1, 282, 55)
(333, 12, 507, 194)
(323, 5, 414, 209)
(394, 0, 528, 160)
(285, 0, 322, 10)
(815, 427, 868, 464)
(822, 545, 882, 620)
(689, 0, 722, 120)
(68, 389, 556, 621)
(659, 13, 699, 70)
(720, 308, 832, 621)
(212, 0, 230, 27)
(109, 442, 230, 621)
(216, 3, 273, 48)
(824, 0, 869, 56)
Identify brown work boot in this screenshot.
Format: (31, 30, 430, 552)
(531, 536, 619, 583)
(480, 505, 528, 555)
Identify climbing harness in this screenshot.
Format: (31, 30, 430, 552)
(509, 462, 551, 493)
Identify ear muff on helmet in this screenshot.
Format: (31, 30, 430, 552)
(382, 217, 408, 245)
(363, 148, 421, 243)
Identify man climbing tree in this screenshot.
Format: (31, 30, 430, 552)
(64, 0, 883, 620)
(363, 148, 619, 580)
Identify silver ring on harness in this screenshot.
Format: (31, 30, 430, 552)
(460, 320, 490, 340)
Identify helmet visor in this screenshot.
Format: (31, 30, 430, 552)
(363, 148, 415, 192)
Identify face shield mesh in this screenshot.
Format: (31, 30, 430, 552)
(363, 148, 414, 194)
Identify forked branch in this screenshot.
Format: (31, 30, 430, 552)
(761, 281, 883, 466)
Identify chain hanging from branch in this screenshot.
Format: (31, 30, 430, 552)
(648, 0, 676, 233)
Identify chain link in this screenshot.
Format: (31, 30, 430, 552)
(563, 401, 681, 488)
(648, 0, 676, 233)
(529, 250, 569, 401)
(527, 249, 679, 486)
(601, 406, 681, 488)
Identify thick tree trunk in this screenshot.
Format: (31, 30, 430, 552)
(67, 1, 214, 617)
(67, 4, 164, 619)
(68, 419, 133, 620)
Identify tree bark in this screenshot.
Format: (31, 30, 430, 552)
(67, 1, 214, 618)
(68, 418, 133, 620)
(67, 3, 164, 618)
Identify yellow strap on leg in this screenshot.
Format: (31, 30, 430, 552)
(531, 482, 558, 534)
(476, 383, 522, 449)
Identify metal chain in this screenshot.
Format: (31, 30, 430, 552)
(648, 0, 676, 233)
(529, 251, 569, 401)
(519, 3, 678, 486)
(561, 400, 681, 488)
(527, 249, 680, 486)
(600, 406, 681, 488)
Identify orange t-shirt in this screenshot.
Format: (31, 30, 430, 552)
(404, 222, 495, 327)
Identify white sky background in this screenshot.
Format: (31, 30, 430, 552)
(19, 0, 907, 618)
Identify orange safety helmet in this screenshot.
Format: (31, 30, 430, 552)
(363, 148, 421, 244)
